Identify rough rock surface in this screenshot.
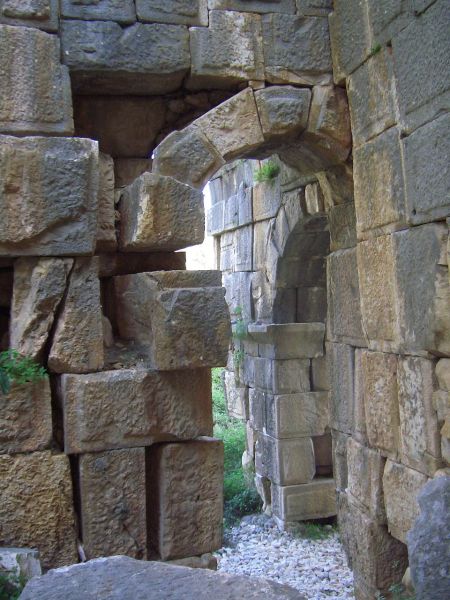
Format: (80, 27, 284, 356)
(19, 555, 305, 599)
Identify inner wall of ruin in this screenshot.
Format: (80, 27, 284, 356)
(0, 1, 449, 599)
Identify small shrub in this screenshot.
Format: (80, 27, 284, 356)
(0, 570, 25, 600)
(369, 42, 382, 56)
(254, 161, 280, 185)
(0, 350, 47, 394)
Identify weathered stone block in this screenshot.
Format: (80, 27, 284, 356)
(361, 350, 400, 459)
(61, 368, 212, 454)
(153, 124, 224, 189)
(317, 163, 354, 209)
(61, 0, 135, 23)
(266, 392, 329, 438)
(252, 180, 282, 222)
(119, 173, 204, 252)
(353, 348, 368, 444)
(207, 201, 225, 236)
(49, 258, 104, 374)
(220, 231, 235, 272)
(195, 88, 264, 160)
(0, 378, 52, 454)
(79, 448, 147, 560)
(296, 0, 332, 16)
(0, 26, 72, 135)
(0, 0, 58, 31)
(354, 127, 406, 236)
(328, 202, 356, 251)
(224, 369, 248, 420)
(304, 182, 324, 215)
(436, 358, 450, 391)
(114, 271, 230, 370)
(327, 248, 365, 344)
(253, 356, 311, 394)
(248, 388, 266, 432)
(148, 439, 223, 560)
(397, 356, 441, 475)
(248, 323, 325, 359)
(96, 153, 116, 252)
(97, 252, 186, 278)
(223, 271, 253, 321)
(61, 20, 190, 94)
(331, 430, 349, 491)
(114, 158, 152, 188)
(137, 0, 207, 25)
(382, 459, 429, 544)
(189, 10, 264, 88)
(208, 0, 295, 13)
(0, 451, 77, 570)
(255, 86, 311, 141)
(10, 258, 73, 361)
(403, 112, 450, 225)
(346, 437, 386, 523)
(296, 286, 327, 323)
(327, 343, 354, 434)
(0, 135, 98, 256)
(223, 193, 239, 232)
(272, 479, 336, 522)
(262, 14, 332, 85)
(256, 433, 315, 485)
(234, 226, 253, 271)
(237, 183, 253, 227)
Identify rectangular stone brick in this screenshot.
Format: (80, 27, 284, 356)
(79, 448, 147, 560)
(208, 0, 295, 13)
(0, 451, 77, 569)
(96, 153, 116, 252)
(256, 433, 315, 485)
(223, 271, 253, 322)
(265, 392, 329, 438)
(234, 225, 253, 271)
(148, 439, 223, 560)
(61, 0, 136, 23)
(248, 387, 266, 432)
(97, 251, 186, 277)
(224, 369, 248, 420)
(253, 357, 311, 394)
(272, 478, 336, 522)
(253, 179, 282, 222)
(0, 0, 58, 31)
(61, 368, 213, 454)
(238, 184, 253, 226)
(114, 158, 152, 188)
(331, 430, 349, 491)
(327, 343, 354, 435)
(297, 286, 327, 323)
(206, 201, 225, 236)
(137, 0, 207, 25)
(248, 322, 325, 359)
(328, 202, 357, 251)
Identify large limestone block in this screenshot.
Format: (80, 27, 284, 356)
(252, 179, 281, 222)
(271, 478, 336, 522)
(189, 10, 264, 88)
(331, 430, 349, 491)
(79, 448, 147, 560)
(253, 356, 311, 394)
(346, 438, 386, 524)
(353, 349, 368, 444)
(10, 258, 73, 360)
(255, 86, 311, 141)
(224, 369, 248, 420)
(60, 369, 212, 454)
(262, 14, 332, 85)
(0, 136, 98, 256)
(208, 0, 295, 13)
(0, 0, 58, 31)
(0, 26, 72, 135)
(403, 112, 450, 225)
(353, 128, 405, 237)
(0, 451, 77, 570)
(119, 173, 204, 252)
(256, 433, 315, 485)
(327, 248, 365, 345)
(96, 153, 116, 252)
(0, 378, 52, 454)
(382, 459, 429, 544)
(397, 356, 441, 475)
(392, 0, 450, 133)
(148, 439, 224, 560)
(137, 0, 207, 25)
(49, 258, 104, 374)
(153, 124, 224, 189)
(328, 201, 356, 251)
(20, 555, 306, 600)
(114, 271, 230, 370)
(347, 48, 397, 147)
(327, 343, 354, 435)
(61, 20, 190, 94)
(247, 322, 325, 359)
(195, 89, 265, 161)
(223, 271, 253, 322)
(361, 350, 400, 459)
(266, 392, 329, 438)
(61, 0, 135, 23)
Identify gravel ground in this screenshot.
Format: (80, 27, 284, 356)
(215, 514, 354, 600)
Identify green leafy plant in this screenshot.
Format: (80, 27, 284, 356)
(0, 569, 26, 600)
(254, 160, 280, 185)
(0, 350, 47, 394)
(369, 42, 382, 56)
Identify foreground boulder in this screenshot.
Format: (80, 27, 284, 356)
(19, 556, 305, 599)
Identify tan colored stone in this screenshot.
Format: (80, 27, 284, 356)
(266, 392, 329, 438)
(305, 182, 324, 214)
(361, 350, 400, 458)
(79, 448, 147, 560)
(382, 459, 429, 543)
(0, 451, 77, 569)
(0, 377, 52, 454)
(148, 439, 223, 560)
(224, 369, 248, 420)
(48, 258, 104, 374)
(0, 135, 98, 256)
(441, 417, 450, 464)
(96, 153, 116, 252)
(10, 257, 73, 361)
(195, 88, 265, 161)
(61, 368, 212, 454)
(256, 433, 315, 485)
(397, 356, 441, 475)
(253, 357, 311, 394)
(0, 25, 72, 135)
(97, 251, 186, 277)
(167, 553, 217, 571)
(255, 86, 311, 141)
(119, 173, 204, 252)
(331, 430, 349, 492)
(248, 323, 325, 359)
(271, 479, 336, 522)
(327, 342, 354, 434)
(114, 158, 152, 188)
(114, 271, 230, 370)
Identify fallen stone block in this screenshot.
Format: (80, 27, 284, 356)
(79, 448, 147, 560)
(148, 439, 223, 560)
(0, 0, 58, 31)
(60, 368, 212, 454)
(0, 25, 72, 134)
(272, 478, 336, 522)
(119, 173, 204, 252)
(256, 433, 315, 485)
(0, 135, 98, 256)
(0, 451, 77, 570)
